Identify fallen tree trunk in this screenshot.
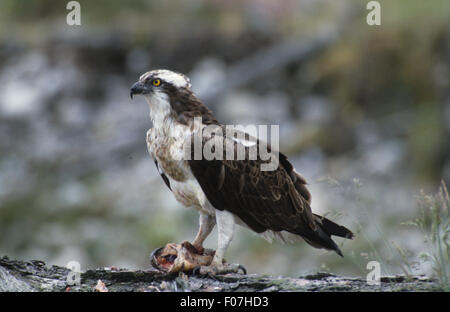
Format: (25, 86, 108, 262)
(0, 256, 441, 292)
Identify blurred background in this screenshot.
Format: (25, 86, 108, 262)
(0, 0, 449, 278)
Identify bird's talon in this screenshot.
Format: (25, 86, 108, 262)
(192, 266, 202, 276)
(237, 264, 247, 275)
(223, 263, 247, 275)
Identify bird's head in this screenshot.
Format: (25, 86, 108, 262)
(130, 69, 218, 125)
(130, 69, 192, 99)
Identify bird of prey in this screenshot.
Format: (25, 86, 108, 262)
(130, 69, 353, 275)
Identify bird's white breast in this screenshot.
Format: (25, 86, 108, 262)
(146, 121, 215, 215)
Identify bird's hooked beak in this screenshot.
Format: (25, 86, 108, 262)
(130, 81, 149, 99)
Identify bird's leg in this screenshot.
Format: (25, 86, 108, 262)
(190, 213, 216, 254)
(196, 210, 246, 275)
(213, 209, 234, 267)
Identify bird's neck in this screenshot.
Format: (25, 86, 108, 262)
(145, 95, 172, 130)
(145, 92, 219, 133)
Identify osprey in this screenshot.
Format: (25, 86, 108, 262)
(130, 69, 353, 274)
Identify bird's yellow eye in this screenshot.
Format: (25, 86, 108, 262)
(152, 79, 161, 87)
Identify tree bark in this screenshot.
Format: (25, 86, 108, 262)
(0, 256, 441, 292)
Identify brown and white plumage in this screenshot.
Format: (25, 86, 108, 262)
(130, 69, 353, 273)
(188, 125, 353, 256)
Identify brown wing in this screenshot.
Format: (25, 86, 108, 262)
(187, 126, 351, 254)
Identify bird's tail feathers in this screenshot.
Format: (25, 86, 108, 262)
(298, 227, 344, 257)
(313, 214, 354, 239)
(294, 215, 353, 257)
